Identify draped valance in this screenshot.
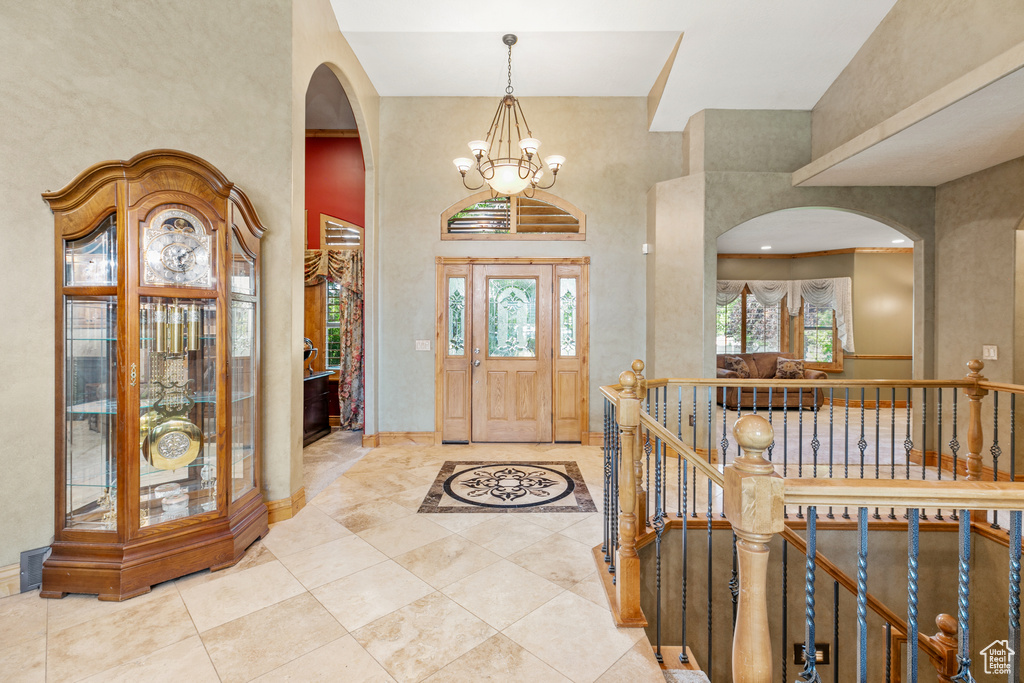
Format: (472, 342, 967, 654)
(717, 277, 855, 353)
(304, 249, 363, 294)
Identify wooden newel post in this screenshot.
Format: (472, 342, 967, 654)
(964, 359, 988, 481)
(725, 414, 784, 683)
(616, 369, 645, 626)
(926, 613, 959, 682)
(632, 359, 647, 533)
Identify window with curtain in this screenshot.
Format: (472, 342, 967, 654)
(325, 280, 341, 368)
(798, 300, 843, 371)
(716, 287, 785, 354)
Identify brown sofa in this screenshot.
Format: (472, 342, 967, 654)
(715, 352, 826, 410)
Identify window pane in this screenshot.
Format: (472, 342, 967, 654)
(745, 298, 781, 353)
(326, 282, 341, 324)
(716, 298, 742, 354)
(65, 215, 117, 287)
(448, 277, 466, 355)
(326, 327, 341, 368)
(447, 197, 511, 234)
(488, 279, 536, 357)
(803, 303, 834, 362)
(559, 278, 576, 356)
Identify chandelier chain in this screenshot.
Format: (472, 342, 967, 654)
(506, 43, 513, 95)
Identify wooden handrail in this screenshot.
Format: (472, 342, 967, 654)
(664, 377, 972, 389)
(778, 525, 946, 662)
(784, 478, 1024, 510)
(639, 412, 725, 487)
(977, 380, 1024, 394)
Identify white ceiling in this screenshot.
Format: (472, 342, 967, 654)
(716, 208, 910, 254)
(329, 0, 898, 131)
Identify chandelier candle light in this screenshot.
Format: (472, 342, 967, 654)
(453, 34, 565, 197)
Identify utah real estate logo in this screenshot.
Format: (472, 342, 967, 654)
(981, 639, 1014, 675)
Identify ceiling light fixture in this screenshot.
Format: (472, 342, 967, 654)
(760, 245, 772, 250)
(453, 34, 565, 197)
(892, 239, 906, 244)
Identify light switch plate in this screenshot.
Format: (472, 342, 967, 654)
(982, 345, 998, 360)
(415, 339, 431, 351)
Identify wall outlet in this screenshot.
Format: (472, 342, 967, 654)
(415, 339, 430, 351)
(642, 243, 650, 255)
(983, 345, 998, 360)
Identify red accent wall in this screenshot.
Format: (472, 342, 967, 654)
(305, 137, 365, 248)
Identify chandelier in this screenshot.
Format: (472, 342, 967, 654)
(453, 34, 565, 197)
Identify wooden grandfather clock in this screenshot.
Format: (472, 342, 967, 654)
(41, 150, 268, 600)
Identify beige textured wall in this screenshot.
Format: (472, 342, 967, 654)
(376, 97, 681, 432)
(701, 110, 811, 173)
(716, 252, 915, 380)
(0, 0, 293, 567)
(812, 0, 1024, 158)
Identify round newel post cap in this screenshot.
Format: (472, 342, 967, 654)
(619, 370, 637, 389)
(631, 359, 645, 375)
(733, 415, 774, 452)
(967, 359, 984, 375)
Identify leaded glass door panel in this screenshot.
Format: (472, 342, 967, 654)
(471, 264, 552, 442)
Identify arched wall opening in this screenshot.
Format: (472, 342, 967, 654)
(714, 207, 917, 381)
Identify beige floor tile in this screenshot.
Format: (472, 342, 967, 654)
(558, 514, 606, 545)
(278, 533, 388, 589)
(457, 515, 554, 557)
(393, 534, 502, 589)
(385, 483, 433, 511)
(353, 592, 495, 683)
(522, 511, 594, 532)
(595, 639, 664, 682)
(202, 592, 345, 683)
(0, 637, 45, 683)
(0, 590, 46, 653)
(174, 539, 277, 591)
(253, 635, 396, 682)
(178, 560, 306, 633)
(424, 633, 571, 682)
(356, 514, 451, 557)
(344, 467, 434, 496)
(332, 498, 414, 533)
(261, 503, 353, 559)
(311, 560, 433, 631)
(508, 532, 597, 589)
(46, 589, 196, 683)
(568, 571, 611, 609)
(308, 476, 381, 517)
(78, 635, 219, 683)
(441, 559, 563, 630)
(503, 591, 646, 683)
(424, 512, 494, 533)
(46, 578, 179, 635)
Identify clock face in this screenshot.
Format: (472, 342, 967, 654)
(142, 209, 212, 287)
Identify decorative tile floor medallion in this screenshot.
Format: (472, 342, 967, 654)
(419, 461, 597, 513)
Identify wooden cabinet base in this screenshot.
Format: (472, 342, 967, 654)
(40, 494, 268, 601)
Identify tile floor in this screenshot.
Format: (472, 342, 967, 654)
(0, 435, 676, 683)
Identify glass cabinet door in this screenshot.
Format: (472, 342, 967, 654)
(230, 299, 256, 501)
(64, 296, 118, 529)
(138, 297, 218, 527)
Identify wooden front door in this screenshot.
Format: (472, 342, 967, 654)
(471, 264, 552, 442)
(436, 258, 588, 444)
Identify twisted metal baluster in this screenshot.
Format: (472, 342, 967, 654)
(889, 388, 897, 520)
(874, 387, 881, 520)
(799, 506, 822, 682)
(609, 403, 617, 578)
(767, 387, 775, 462)
(1011, 394, 1016, 484)
(707, 456, 713, 673)
(731, 532, 739, 629)
(827, 389, 834, 519)
(677, 387, 682, 517)
(920, 389, 928, 520)
(951, 393, 960, 521)
(1010, 510, 1021, 683)
(951, 510, 974, 683)
(833, 580, 839, 683)
(680, 441, 689, 665)
(936, 389, 944, 520)
(784, 388, 790, 519)
(654, 435, 665, 663)
(907, 508, 920, 682)
(720, 385, 729, 518)
(885, 622, 892, 683)
(798, 389, 805, 519)
(843, 389, 850, 519)
(602, 399, 610, 561)
(701, 387, 711, 520)
(904, 389, 913, 484)
(992, 391, 1002, 530)
(857, 507, 868, 683)
(783, 539, 789, 683)
(645, 426, 652, 522)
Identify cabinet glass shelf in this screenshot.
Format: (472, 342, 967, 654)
(68, 391, 255, 415)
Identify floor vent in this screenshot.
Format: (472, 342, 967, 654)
(20, 546, 50, 593)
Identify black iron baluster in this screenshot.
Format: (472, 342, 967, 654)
(907, 507, 919, 682)
(951, 393, 960, 521)
(885, 622, 892, 683)
(1010, 510, 1021, 683)
(706, 461, 713, 674)
(827, 388, 834, 519)
(645, 426, 652, 523)
(843, 388, 850, 519)
(875, 387, 881, 520)
(904, 388, 912, 483)
(783, 539, 789, 683)
(784, 387, 790, 519)
(936, 389, 944, 521)
(833, 580, 839, 683)
(857, 507, 868, 683)
(951, 510, 973, 682)
(680, 436, 689, 666)
(720, 385, 729, 518)
(610, 402, 617, 579)
(702, 387, 711, 521)
(992, 391, 1002, 530)
(1011, 394, 1016, 484)
(654, 434, 665, 663)
(921, 388, 928, 521)
(677, 386, 682, 518)
(890, 388, 897, 520)
(602, 399, 610, 562)
(731, 532, 739, 629)
(768, 386, 775, 462)
(799, 506, 821, 682)
(798, 388, 805, 519)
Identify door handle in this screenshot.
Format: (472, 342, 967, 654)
(473, 360, 481, 367)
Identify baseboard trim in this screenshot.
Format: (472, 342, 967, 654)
(826, 398, 910, 409)
(328, 415, 341, 427)
(0, 562, 19, 597)
(377, 432, 437, 446)
(361, 433, 380, 448)
(266, 486, 306, 524)
(582, 431, 603, 447)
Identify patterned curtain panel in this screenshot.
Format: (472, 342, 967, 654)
(304, 249, 364, 430)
